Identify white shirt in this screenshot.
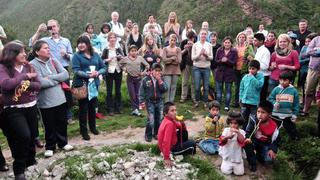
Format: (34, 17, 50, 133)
(0, 25, 7, 51)
(142, 23, 163, 36)
(110, 21, 124, 42)
(181, 29, 196, 41)
(255, 45, 271, 76)
(107, 49, 121, 73)
(257, 30, 268, 37)
(191, 41, 213, 68)
(219, 128, 246, 163)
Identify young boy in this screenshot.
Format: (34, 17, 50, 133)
(240, 60, 264, 127)
(268, 71, 299, 140)
(158, 102, 196, 167)
(198, 101, 225, 154)
(219, 111, 246, 176)
(139, 63, 168, 142)
(244, 101, 280, 172)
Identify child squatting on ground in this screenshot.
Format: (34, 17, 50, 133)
(157, 102, 196, 167)
(244, 101, 280, 172)
(219, 111, 246, 176)
(198, 100, 225, 155)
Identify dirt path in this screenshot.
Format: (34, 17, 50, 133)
(0, 114, 271, 179)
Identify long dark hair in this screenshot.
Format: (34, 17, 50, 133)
(32, 40, 48, 58)
(0, 41, 25, 77)
(77, 35, 94, 56)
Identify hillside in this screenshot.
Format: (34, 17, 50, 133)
(0, 0, 319, 46)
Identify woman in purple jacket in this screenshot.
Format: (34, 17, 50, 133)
(215, 37, 238, 111)
(0, 41, 41, 180)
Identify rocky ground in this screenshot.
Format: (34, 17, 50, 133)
(0, 114, 271, 179)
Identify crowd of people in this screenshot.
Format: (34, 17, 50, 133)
(0, 11, 319, 179)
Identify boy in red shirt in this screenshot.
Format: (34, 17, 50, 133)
(158, 102, 196, 167)
(244, 101, 280, 172)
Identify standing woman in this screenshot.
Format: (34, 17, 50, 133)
(191, 29, 213, 108)
(126, 23, 144, 51)
(72, 36, 106, 140)
(83, 23, 103, 55)
(162, 34, 182, 103)
(99, 23, 112, 50)
(101, 32, 124, 116)
(264, 32, 277, 54)
(215, 37, 238, 111)
(181, 20, 196, 41)
(0, 42, 41, 179)
(164, 12, 181, 46)
(268, 34, 300, 93)
(234, 32, 247, 107)
(30, 40, 73, 157)
(138, 34, 161, 67)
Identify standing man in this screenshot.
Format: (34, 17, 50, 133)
(293, 19, 312, 51)
(0, 24, 7, 54)
(253, 33, 270, 102)
(143, 15, 163, 37)
(109, 11, 125, 50)
(30, 19, 74, 122)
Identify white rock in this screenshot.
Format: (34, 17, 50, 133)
(52, 165, 63, 177)
(165, 171, 171, 176)
(145, 174, 150, 180)
(175, 155, 184, 162)
(43, 169, 50, 177)
(82, 163, 91, 171)
(148, 162, 156, 170)
(124, 162, 135, 169)
(99, 152, 106, 157)
(134, 174, 142, 180)
(171, 175, 176, 179)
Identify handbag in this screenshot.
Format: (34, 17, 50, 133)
(71, 81, 88, 100)
(50, 59, 71, 91)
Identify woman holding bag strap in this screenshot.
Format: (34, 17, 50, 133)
(30, 40, 74, 158)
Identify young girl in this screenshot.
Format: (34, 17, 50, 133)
(119, 45, 149, 116)
(138, 34, 161, 68)
(219, 112, 245, 175)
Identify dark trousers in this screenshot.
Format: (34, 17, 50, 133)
(0, 147, 5, 166)
(318, 111, 320, 137)
(260, 76, 269, 102)
(106, 71, 122, 113)
(63, 66, 73, 108)
(234, 70, 242, 105)
(79, 97, 98, 135)
(40, 103, 68, 150)
(244, 139, 273, 167)
(145, 101, 163, 139)
(241, 103, 258, 129)
(273, 116, 298, 140)
(127, 75, 141, 110)
(2, 106, 38, 175)
(172, 140, 196, 156)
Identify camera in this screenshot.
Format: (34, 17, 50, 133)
(47, 26, 52, 31)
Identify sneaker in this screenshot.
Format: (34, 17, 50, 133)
(224, 107, 230, 112)
(62, 144, 74, 151)
(82, 133, 90, 141)
(131, 109, 139, 116)
(44, 150, 53, 158)
(194, 102, 199, 108)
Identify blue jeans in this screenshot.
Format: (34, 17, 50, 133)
(198, 139, 219, 155)
(245, 140, 273, 166)
(145, 100, 163, 139)
(193, 67, 210, 103)
(215, 81, 232, 108)
(268, 78, 279, 94)
(241, 103, 258, 129)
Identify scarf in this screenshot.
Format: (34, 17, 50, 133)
(264, 40, 276, 48)
(275, 47, 291, 56)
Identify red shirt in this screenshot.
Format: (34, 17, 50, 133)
(255, 119, 277, 142)
(158, 116, 179, 160)
(270, 50, 300, 81)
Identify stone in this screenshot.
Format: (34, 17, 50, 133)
(52, 165, 64, 177)
(125, 167, 135, 176)
(99, 152, 106, 157)
(171, 175, 176, 179)
(82, 163, 91, 171)
(148, 162, 156, 170)
(43, 169, 50, 177)
(175, 155, 184, 162)
(124, 162, 135, 169)
(145, 174, 150, 180)
(134, 174, 142, 180)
